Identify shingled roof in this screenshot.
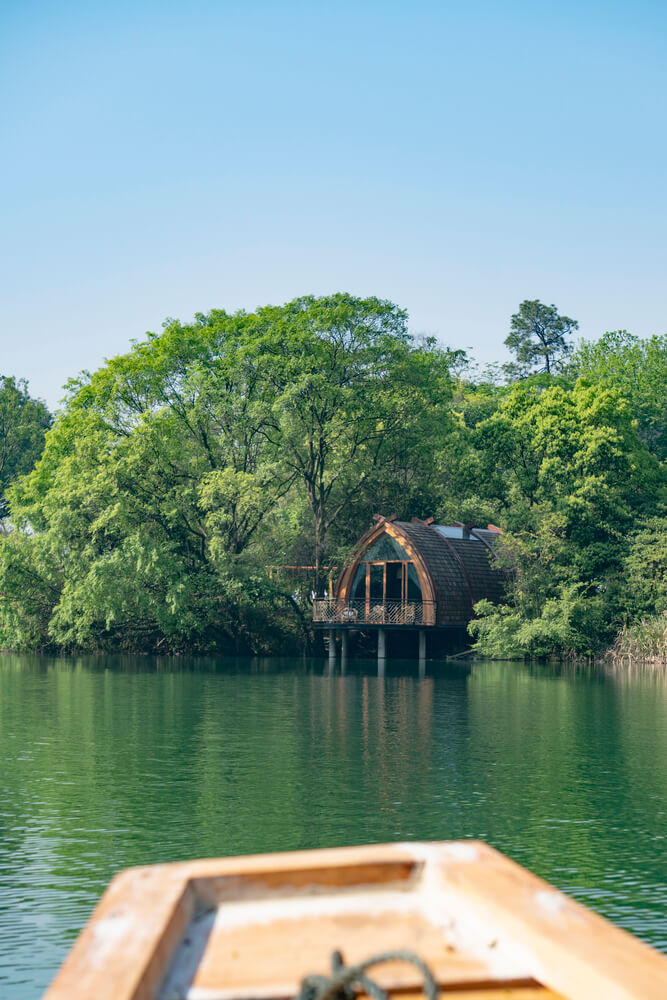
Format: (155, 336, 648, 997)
(335, 517, 506, 627)
(394, 521, 505, 625)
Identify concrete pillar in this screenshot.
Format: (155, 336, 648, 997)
(418, 629, 426, 677)
(328, 628, 336, 666)
(378, 628, 387, 661)
(341, 630, 348, 670)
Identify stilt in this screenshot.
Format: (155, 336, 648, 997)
(418, 629, 426, 677)
(341, 630, 348, 670)
(378, 628, 387, 673)
(328, 628, 336, 666)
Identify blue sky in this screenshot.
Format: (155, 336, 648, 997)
(2, 0, 666, 408)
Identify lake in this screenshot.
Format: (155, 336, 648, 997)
(1, 654, 667, 997)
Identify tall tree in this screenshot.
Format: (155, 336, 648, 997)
(468, 380, 663, 656)
(249, 294, 457, 593)
(504, 300, 578, 376)
(0, 294, 459, 650)
(3, 316, 296, 652)
(0, 376, 51, 521)
(568, 331, 667, 461)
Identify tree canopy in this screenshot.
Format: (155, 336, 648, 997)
(568, 330, 667, 461)
(467, 381, 662, 656)
(0, 295, 665, 660)
(504, 300, 578, 376)
(0, 376, 51, 521)
(0, 294, 459, 653)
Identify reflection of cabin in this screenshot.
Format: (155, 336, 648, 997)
(313, 515, 504, 661)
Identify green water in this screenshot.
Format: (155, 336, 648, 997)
(2, 655, 667, 997)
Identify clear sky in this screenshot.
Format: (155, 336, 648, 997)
(2, 0, 666, 409)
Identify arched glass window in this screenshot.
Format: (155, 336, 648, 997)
(360, 535, 410, 561)
(348, 533, 422, 605)
(350, 563, 366, 601)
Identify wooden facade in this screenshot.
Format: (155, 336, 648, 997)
(313, 516, 505, 635)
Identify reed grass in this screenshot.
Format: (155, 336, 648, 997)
(610, 613, 667, 666)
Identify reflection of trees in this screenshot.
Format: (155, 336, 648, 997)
(601, 664, 667, 946)
(191, 676, 304, 856)
(3, 653, 667, 998)
(462, 662, 604, 870)
(462, 662, 667, 948)
(296, 672, 436, 844)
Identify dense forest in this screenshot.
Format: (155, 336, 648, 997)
(0, 293, 665, 659)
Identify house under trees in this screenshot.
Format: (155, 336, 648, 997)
(313, 515, 505, 661)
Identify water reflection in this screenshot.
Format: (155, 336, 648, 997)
(1, 655, 667, 998)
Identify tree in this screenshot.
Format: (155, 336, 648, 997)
(0, 376, 51, 520)
(0, 294, 459, 651)
(568, 331, 667, 461)
(5, 292, 661, 660)
(504, 300, 578, 377)
(467, 380, 663, 656)
(248, 294, 458, 593)
(621, 516, 667, 620)
(2, 316, 298, 653)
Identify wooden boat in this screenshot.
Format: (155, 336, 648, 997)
(43, 841, 667, 1000)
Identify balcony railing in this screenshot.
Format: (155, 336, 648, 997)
(313, 598, 436, 626)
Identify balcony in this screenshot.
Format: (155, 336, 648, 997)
(312, 598, 436, 626)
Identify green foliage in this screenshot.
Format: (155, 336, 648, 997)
(569, 330, 667, 460)
(470, 586, 591, 659)
(0, 376, 51, 519)
(0, 294, 458, 653)
(621, 517, 667, 620)
(246, 294, 458, 589)
(473, 380, 657, 527)
(467, 381, 664, 657)
(611, 614, 667, 665)
(1, 296, 665, 660)
(504, 300, 578, 377)
(0, 530, 62, 649)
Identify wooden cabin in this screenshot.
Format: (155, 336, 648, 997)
(313, 515, 505, 660)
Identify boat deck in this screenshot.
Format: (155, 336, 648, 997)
(42, 841, 667, 1000)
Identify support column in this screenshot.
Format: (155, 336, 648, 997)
(418, 629, 426, 678)
(341, 630, 348, 671)
(378, 630, 386, 675)
(328, 628, 336, 667)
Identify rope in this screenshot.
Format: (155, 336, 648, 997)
(294, 949, 438, 1000)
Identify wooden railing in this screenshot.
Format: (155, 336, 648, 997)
(313, 599, 436, 626)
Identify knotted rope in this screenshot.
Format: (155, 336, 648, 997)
(294, 949, 438, 1000)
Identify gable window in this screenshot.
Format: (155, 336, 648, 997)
(349, 533, 422, 607)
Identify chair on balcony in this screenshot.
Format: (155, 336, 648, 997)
(403, 602, 417, 624)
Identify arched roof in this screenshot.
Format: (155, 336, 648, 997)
(336, 517, 505, 626)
